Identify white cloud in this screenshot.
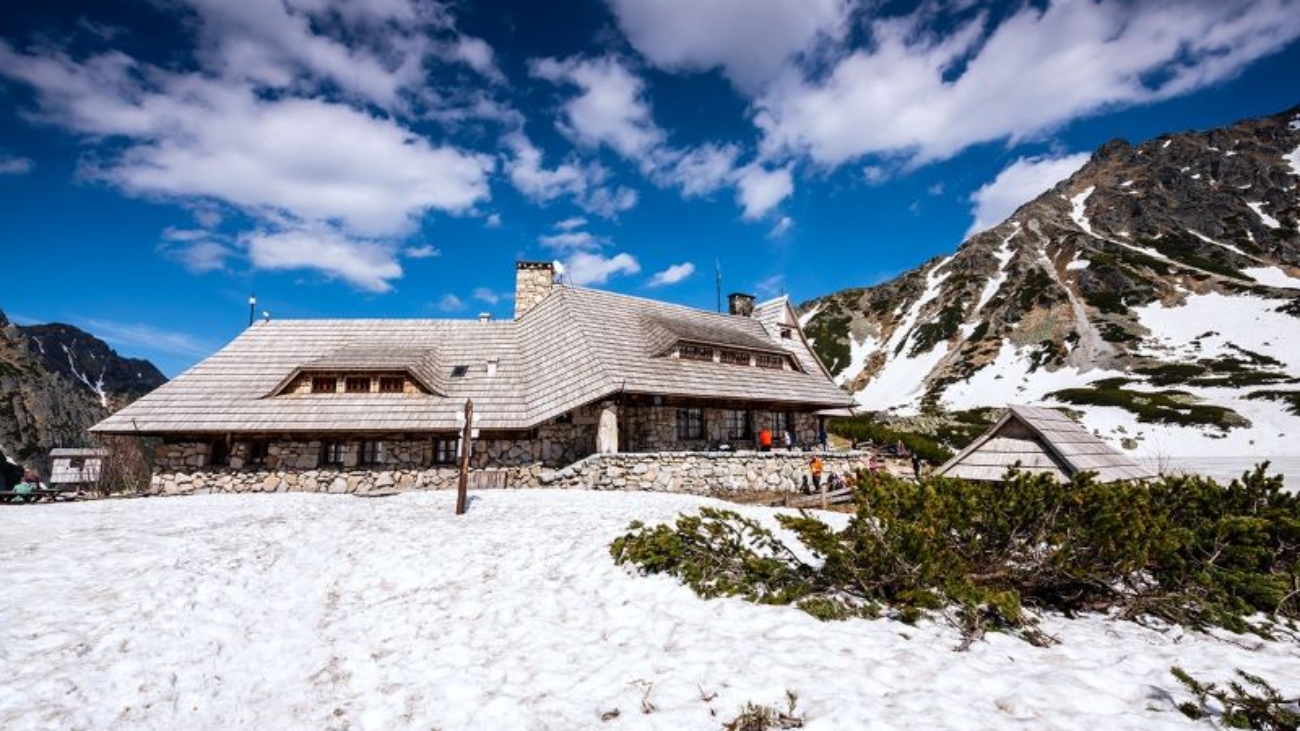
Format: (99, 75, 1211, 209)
(967, 152, 1091, 237)
(647, 262, 695, 287)
(0, 38, 495, 291)
(444, 36, 505, 83)
(242, 225, 404, 292)
(484, 213, 502, 228)
(160, 239, 233, 274)
(435, 293, 467, 312)
(604, 0, 848, 91)
(539, 231, 603, 252)
(661, 143, 740, 197)
(756, 0, 1300, 167)
(769, 216, 794, 238)
(564, 251, 641, 286)
(530, 55, 665, 159)
(502, 132, 639, 217)
(0, 156, 33, 175)
(735, 164, 793, 219)
(555, 216, 588, 231)
(404, 244, 439, 259)
(754, 274, 784, 298)
(472, 287, 501, 305)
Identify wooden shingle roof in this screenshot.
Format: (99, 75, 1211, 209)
(93, 285, 853, 436)
(936, 405, 1156, 483)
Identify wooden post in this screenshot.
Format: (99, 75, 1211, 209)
(456, 399, 473, 515)
(820, 472, 827, 510)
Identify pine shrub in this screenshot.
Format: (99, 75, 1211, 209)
(610, 465, 1300, 646)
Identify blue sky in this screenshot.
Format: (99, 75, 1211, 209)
(1, 0, 1297, 376)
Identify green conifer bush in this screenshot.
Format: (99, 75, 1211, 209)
(610, 464, 1299, 646)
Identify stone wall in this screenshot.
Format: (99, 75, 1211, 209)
(537, 450, 876, 494)
(150, 448, 876, 497)
(619, 406, 819, 451)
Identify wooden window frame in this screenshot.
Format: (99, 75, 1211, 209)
(358, 440, 384, 466)
(209, 439, 229, 467)
(676, 408, 704, 440)
(433, 437, 460, 465)
(679, 343, 714, 362)
(311, 376, 336, 394)
(320, 441, 345, 467)
(771, 411, 790, 435)
(724, 409, 752, 440)
(755, 353, 785, 370)
(378, 376, 404, 393)
(345, 376, 371, 393)
(718, 349, 751, 366)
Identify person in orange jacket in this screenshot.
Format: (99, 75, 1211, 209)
(810, 455, 824, 490)
(758, 428, 772, 452)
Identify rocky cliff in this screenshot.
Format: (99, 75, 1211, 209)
(0, 309, 166, 473)
(802, 105, 1300, 458)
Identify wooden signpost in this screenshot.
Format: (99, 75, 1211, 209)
(456, 399, 473, 515)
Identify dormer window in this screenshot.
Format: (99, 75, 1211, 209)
(450, 365, 470, 378)
(345, 376, 371, 393)
(379, 376, 403, 393)
(779, 326, 794, 340)
(719, 349, 751, 366)
(311, 377, 336, 393)
(680, 344, 714, 362)
(755, 353, 785, 370)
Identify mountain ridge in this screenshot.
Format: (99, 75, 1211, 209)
(802, 104, 1300, 458)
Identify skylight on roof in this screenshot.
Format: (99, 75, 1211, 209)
(450, 365, 469, 378)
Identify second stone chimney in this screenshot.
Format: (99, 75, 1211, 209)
(728, 292, 756, 317)
(514, 260, 555, 319)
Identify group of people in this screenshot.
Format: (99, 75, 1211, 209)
(2, 469, 46, 502)
(755, 425, 830, 453)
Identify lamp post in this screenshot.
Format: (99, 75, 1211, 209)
(248, 294, 256, 327)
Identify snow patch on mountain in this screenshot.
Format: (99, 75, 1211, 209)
(1243, 266, 1300, 289)
(1069, 186, 1095, 234)
(1188, 230, 1252, 258)
(1247, 201, 1281, 228)
(974, 226, 1018, 313)
(943, 341, 1125, 410)
(1286, 144, 1300, 175)
(1132, 292, 1300, 371)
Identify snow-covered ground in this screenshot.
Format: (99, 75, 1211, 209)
(3, 491, 1298, 730)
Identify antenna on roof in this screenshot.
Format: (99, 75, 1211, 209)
(715, 260, 722, 313)
(248, 294, 256, 327)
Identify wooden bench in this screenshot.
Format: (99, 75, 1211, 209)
(467, 471, 509, 489)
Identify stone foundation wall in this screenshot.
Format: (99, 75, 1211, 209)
(150, 449, 876, 497)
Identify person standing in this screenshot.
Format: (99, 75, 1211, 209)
(758, 427, 772, 452)
(911, 452, 923, 479)
(810, 455, 824, 491)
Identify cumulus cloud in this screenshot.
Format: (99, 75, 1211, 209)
(735, 164, 793, 219)
(756, 0, 1300, 167)
(538, 231, 603, 252)
(0, 155, 33, 175)
(647, 262, 695, 287)
(502, 132, 639, 217)
(404, 244, 439, 259)
(472, 287, 502, 304)
(242, 225, 404, 292)
(0, 22, 496, 290)
(555, 216, 587, 231)
(603, 0, 848, 91)
(435, 293, 467, 312)
(967, 152, 1091, 237)
(530, 55, 665, 159)
(565, 251, 641, 286)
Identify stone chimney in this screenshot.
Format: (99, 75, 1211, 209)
(728, 292, 755, 317)
(514, 261, 555, 319)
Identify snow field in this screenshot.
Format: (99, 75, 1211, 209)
(5, 491, 1297, 730)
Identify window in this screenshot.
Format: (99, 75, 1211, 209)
(345, 376, 371, 393)
(379, 376, 404, 393)
(679, 343, 714, 362)
(434, 437, 460, 465)
(450, 365, 470, 378)
(68, 457, 85, 469)
(755, 353, 785, 370)
(724, 409, 752, 440)
(311, 377, 336, 393)
(320, 441, 345, 466)
(779, 326, 794, 340)
(246, 441, 269, 467)
(771, 412, 790, 436)
(209, 440, 229, 467)
(719, 349, 751, 366)
(676, 408, 704, 440)
(359, 440, 384, 465)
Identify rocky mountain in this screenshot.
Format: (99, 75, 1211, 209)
(0, 309, 166, 472)
(802, 105, 1300, 459)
